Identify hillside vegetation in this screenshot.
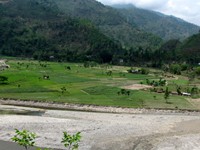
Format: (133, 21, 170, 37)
(0, 0, 122, 63)
(179, 33, 200, 63)
(54, 0, 163, 49)
(0, 0, 199, 65)
(112, 4, 200, 41)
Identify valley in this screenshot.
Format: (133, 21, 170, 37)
(0, 0, 200, 149)
(0, 59, 199, 110)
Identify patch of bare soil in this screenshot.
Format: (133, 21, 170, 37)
(121, 84, 152, 90)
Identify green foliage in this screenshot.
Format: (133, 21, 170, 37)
(0, 0, 122, 63)
(191, 86, 199, 95)
(156, 39, 181, 63)
(61, 132, 81, 150)
(117, 89, 130, 96)
(195, 67, 200, 76)
(114, 5, 199, 41)
(150, 33, 200, 66)
(179, 33, 200, 64)
(0, 59, 197, 109)
(83, 61, 98, 68)
(176, 86, 182, 95)
(106, 70, 112, 76)
(146, 78, 166, 87)
(169, 64, 182, 75)
(11, 129, 82, 150)
(141, 68, 149, 75)
(11, 129, 36, 150)
(0, 0, 199, 66)
(180, 64, 190, 71)
(0, 75, 8, 83)
(54, 0, 163, 49)
(164, 87, 170, 103)
(61, 86, 67, 94)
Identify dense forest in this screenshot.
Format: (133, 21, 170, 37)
(0, 0, 200, 66)
(0, 0, 123, 63)
(53, 0, 163, 49)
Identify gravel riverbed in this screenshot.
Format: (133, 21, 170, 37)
(0, 100, 200, 150)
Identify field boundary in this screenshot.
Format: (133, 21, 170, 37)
(0, 99, 200, 115)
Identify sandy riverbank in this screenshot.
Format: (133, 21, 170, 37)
(1, 103, 200, 150)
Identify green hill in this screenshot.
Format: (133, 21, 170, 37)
(53, 0, 163, 49)
(1, 0, 199, 65)
(152, 33, 200, 65)
(0, 0, 122, 63)
(179, 33, 200, 64)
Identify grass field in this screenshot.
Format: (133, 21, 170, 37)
(0, 59, 199, 110)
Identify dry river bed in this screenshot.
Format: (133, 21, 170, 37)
(1, 102, 200, 150)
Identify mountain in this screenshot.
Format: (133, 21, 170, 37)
(179, 33, 200, 64)
(0, 0, 123, 63)
(53, 0, 163, 49)
(153, 33, 200, 65)
(111, 4, 200, 41)
(1, 0, 199, 65)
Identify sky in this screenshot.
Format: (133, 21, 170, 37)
(96, 0, 200, 26)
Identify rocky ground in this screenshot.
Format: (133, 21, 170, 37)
(0, 101, 200, 150)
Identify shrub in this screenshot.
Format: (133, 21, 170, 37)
(141, 68, 149, 75)
(61, 86, 67, 94)
(191, 86, 199, 95)
(61, 131, 81, 150)
(164, 87, 170, 103)
(0, 75, 8, 83)
(11, 129, 36, 150)
(195, 67, 200, 76)
(169, 64, 181, 75)
(146, 78, 166, 87)
(117, 89, 131, 96)
(180, 64, 189, 71)
(11, 129, 82, 150)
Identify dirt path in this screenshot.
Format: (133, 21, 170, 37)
(1, 104, 200, 150)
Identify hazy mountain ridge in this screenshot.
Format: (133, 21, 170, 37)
(111, 4, 200, 41)
(53, 0, 163, 49)
(53, 0, 199, 47)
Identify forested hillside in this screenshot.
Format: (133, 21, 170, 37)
(0, 0, 122, 63)
(120, 32, 200, 66)
(53, 0, 163, 49)
(179, 33, 200, 64)
(112, 4, 200, 41)
(0, 0, 199, 65)
(148, 33, 200, 66)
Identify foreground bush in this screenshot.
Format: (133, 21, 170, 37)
(11, 129, 81, 150)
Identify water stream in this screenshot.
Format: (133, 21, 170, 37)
(0, 105, 45, 116)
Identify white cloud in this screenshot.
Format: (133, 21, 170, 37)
(96, 0, 200, 26)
